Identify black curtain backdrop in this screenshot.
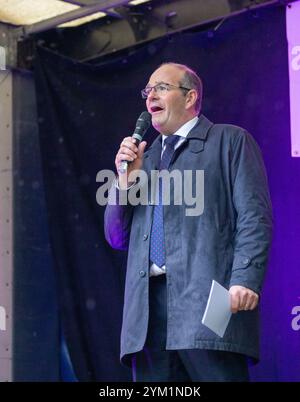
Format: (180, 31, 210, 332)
(34, 5, 300, 381)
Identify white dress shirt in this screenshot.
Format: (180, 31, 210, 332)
(150, 116, 199, 276)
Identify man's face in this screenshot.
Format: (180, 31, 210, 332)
(146, 65, 190, 135)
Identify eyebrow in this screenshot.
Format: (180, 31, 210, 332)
(145, 81, 167, 88)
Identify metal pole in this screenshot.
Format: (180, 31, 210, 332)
(0, 70, 13, 382)
(22, 0, 131, 37)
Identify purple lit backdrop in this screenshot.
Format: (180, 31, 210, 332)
(35, 4, 300, 381)
(201, 5, 300, 381)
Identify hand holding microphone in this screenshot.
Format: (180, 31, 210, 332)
(115, 111, 151, 189)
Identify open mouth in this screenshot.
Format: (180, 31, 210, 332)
(150, 105, 164, 113)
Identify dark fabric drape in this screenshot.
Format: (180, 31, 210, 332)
(34, 4, 300, 381)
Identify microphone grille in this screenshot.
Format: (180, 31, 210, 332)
(135, 111, 151, 137)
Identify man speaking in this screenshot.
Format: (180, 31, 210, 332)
(105, 62, 273, 381)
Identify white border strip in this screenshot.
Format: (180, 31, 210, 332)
(286, 1, 300, 157)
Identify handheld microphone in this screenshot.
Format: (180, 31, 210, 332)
(118, 111, 151, 174)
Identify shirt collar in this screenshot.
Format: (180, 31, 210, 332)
(162, 116, 199, 145)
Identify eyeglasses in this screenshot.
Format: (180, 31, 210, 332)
(141, 82, 191, 99)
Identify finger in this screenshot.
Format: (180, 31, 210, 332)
(248, 297, 259, 311)
(241, 292, 256, 310)
(242, 293, 258, 310)
(137, 141, 147, 158)
(238, 292, 249, 310)
(118, 147, 137, 160)
(121, 138, 138, 153)
(230, 293, 240, 314)
(116, 153, 136, 165)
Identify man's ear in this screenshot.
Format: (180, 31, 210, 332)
(185, 89, 198, 110)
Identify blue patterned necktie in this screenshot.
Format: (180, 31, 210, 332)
(149, 135, 181, 267)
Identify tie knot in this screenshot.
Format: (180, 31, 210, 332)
(164, 135, 180, 148)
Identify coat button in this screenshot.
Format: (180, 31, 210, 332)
(139, 270, 146, 277)
(143, 234, 148, 241)
(243, 258, 250, 265)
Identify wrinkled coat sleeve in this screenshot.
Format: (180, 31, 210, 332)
(229, 130, 273, 294)
(104, 184, 134, 251)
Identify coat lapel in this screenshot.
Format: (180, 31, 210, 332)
(143, 135, 162, 171)
(142, 114, 214, 167)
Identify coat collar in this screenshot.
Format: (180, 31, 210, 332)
(144, 114, 214, 169)
(186, 114, 214, 141)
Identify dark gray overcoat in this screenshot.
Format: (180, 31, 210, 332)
(104, 114, 273, 366)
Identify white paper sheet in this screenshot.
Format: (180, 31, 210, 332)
(201, 280, 232, 337)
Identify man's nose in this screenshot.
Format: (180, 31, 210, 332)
(147, 88, 159, 100)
